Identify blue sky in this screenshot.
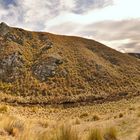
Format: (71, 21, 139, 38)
(2, 0, 15, 5)
(0, 0, 140, 53)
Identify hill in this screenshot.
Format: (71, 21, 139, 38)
(0, 22, 140, 105)
(127, 53, 140, 59)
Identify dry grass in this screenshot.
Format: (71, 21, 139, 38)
(80, 112, 89, 118)
(119, 113, 123, 118)
(0, 114, 121, 140)
(0, 96, 139, 140)
(87, 127, 118, 140)
(91, 114, 100, 121)
(87, 128, 103, 140)
(0, 115, 25, 137)
(74, 117, 81, 125)
(137, 134, 140, 140)
(137, 112, 140, 117)
(0, 24, 140, 105)
(0, 23, 140, 140)
(0, 105, 9, 113)
(104, 127, 118, 140)
(0, 114, 79, 140)
(53, 124, 79, 140)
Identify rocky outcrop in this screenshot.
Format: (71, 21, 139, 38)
(40, 42, 53, 52)
(38, 42, 53, 56)
(0, 51, 24, 82)
(0, 22, 10, 36)
(32, 54, 63, 81)
(4, 33, 24, 45)
(0, 22, 24, 45)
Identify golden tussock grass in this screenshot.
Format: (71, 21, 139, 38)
(0, 114, 119, 140)
(104, 127, 118, 140)
(0, 105, 9, 113)
(0, 97, 139, 140)
(87, 128, 103, 140)
(0, 25, 140, 105)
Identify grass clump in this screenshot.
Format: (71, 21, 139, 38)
(129, 106, 135, 111)
(0, 115, 25, 137)
(91, 114, 100, 121)
(74, 117, 81, 125)
(104, 127, 118, 140)
(38, 120, 49, 128)
(87, 128, 103, 140)
(119, 113, 123, 118)
(54, 124, 79, 140)
(0, 105, 9, 113)
(80, 112, 89, 118)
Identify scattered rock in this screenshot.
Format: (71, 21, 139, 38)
(5, 33, 24, 45)
(40, 42, 53, 52)
(60, 69, 68, 77)
(5, 33, 17, 41)
(47, 54, 63, 65)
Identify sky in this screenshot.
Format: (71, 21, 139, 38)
(0, 0, 140, 53)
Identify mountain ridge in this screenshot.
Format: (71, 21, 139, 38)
(127, 53, 140, 59)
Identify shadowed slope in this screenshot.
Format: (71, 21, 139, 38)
(127, 53, 140, 59)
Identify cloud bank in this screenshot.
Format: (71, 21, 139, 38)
(0, 0, 140, 53)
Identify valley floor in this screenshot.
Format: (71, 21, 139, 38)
(0, 96, 139, 140)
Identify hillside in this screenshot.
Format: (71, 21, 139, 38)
(127, 53, 140, 59)
(0, 22, 140, 105)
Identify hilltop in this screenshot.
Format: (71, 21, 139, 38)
(0, 22, 140, 105)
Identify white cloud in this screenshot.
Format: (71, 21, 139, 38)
(0, 0, 140, 52)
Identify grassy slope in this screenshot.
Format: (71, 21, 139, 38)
(0, 26, 140, 104)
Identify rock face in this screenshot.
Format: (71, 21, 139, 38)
(33, 54, 63, 81)
(5, 32, 24, 45)
(40, 42, 53, 52)
(0, 52, 24, 82)
(39, 42, 53, 55)
(0, 22, 10, 36)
